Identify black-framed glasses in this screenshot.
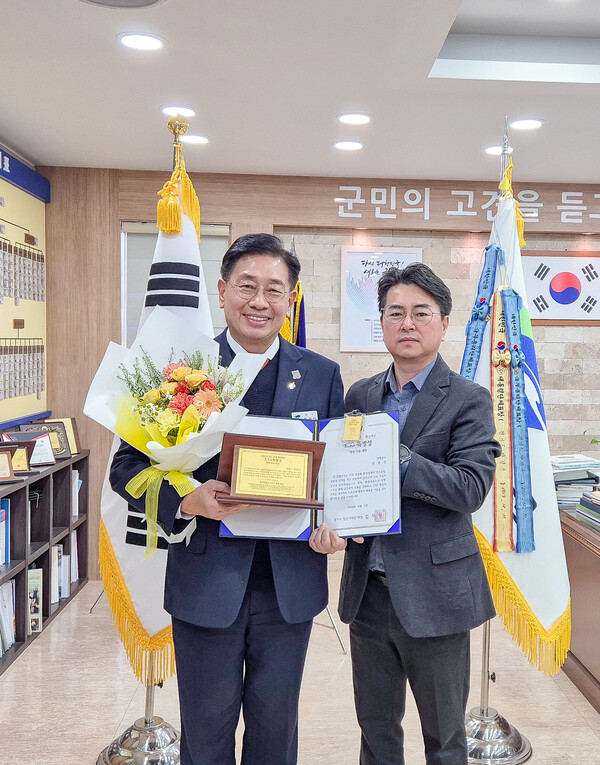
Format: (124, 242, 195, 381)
(382, 306, 440, 326)
(227, 281, 290, 304)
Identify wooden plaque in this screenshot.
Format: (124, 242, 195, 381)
(216, 432, 325, 510)
(19, 421, 72, 459)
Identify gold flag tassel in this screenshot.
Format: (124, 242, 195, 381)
(475, 527, 571, 675)
(156, 144, 201, 241)
(499, 159, 527, 249)
(281, 280, 302, 343)
(98, 518, 176, 684)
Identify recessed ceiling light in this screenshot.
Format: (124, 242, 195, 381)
(484, 145, 514, 156)
(181, 134, 209, 145)
(118, 33, 165, 50)
(334, 141, 363, 151)
(509, 119, 543, 131)
(337, 113, 372, 126)
(162, 106, 196, 118)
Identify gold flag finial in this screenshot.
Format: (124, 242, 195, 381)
(157, 115, 201, 241)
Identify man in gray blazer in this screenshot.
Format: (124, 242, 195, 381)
(310, 263, 500, 765)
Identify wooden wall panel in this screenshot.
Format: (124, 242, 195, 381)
(119, 170, 600, 234)
(42, 167, 121, 579)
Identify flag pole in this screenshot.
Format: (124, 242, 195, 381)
(464, 119, 532, 764)
(96, 115, 192, 765)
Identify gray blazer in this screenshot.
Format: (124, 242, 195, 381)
(339, 355, 500, 638)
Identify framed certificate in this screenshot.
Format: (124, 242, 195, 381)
(316, 411, 401, 537)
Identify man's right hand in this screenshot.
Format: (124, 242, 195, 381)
(309, 524, 364, 554)
(180, 480, 252, 520)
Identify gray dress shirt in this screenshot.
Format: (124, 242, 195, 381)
(369, 358, 437, 573)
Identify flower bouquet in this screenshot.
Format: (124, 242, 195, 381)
(84, 306, 265, 555)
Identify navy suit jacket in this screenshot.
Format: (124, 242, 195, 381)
(339, 355, 500, 638)
(110, 331, 344, 628)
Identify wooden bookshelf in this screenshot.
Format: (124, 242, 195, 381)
(0, 450, 89, 675)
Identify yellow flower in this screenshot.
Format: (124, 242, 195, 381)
(171, 366, 192, 381)
(185, 371, 208, 388)
(142, 389, 161, 404)
(159, 381, 178, 395)
(156, 409, 181, 437)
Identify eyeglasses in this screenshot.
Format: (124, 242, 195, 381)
(381, 306, 441, 326)
(227, 281, 290, 304)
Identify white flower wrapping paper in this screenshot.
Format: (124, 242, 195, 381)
(84, 305, 265, 471)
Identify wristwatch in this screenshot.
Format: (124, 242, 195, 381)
(398, 444, 412, 465)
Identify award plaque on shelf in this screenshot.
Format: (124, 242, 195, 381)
(216, 433, 325, 510)
(43, 417, 80, 454)
(2, 432, 55, 466)
(10, 440, 36, 474)
(19, 420, 72, 459)
(0, 445, 18, 482)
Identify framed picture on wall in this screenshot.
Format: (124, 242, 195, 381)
(522, 251, 600, 325)
(340, 246, 422, 352)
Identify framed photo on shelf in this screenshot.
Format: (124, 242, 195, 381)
(19, 420, 72, 459)
(44, 417, 80, 454)
(522, 251, 600, 325)
(340, 246, 422, 352)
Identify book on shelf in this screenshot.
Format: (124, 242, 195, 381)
(0, 580, 15, 651)
(60, 554, 70, 600)
(0, 498, 8, 565)
(551, 453, 600, 472)
(71, 469, 79, 518)
(554, 472, 600, 486)
(582, 490, 600, 505)
(70, 530, 79, 584)
(27, 567, 42, 634)
(50, 544, 63, 604)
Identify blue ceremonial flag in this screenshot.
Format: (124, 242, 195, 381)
(461, 161, 571, 674)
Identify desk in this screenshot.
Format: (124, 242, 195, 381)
(560, 511, 600, 713)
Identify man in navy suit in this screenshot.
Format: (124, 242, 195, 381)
(311, 264, 500, 764)
(110, 234, 344, 765)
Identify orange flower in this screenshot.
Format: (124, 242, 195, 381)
(193, 389, 223, 417)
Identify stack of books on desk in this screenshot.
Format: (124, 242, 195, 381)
(551, 454, 600, 514)
(576, 491, 600, 533)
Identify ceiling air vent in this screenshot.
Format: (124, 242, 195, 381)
(80, 0, 166, 8)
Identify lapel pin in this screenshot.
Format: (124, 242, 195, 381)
(292, 369, 301, 379)
(287, 381, 296, 390)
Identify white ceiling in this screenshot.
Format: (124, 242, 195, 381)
(1, 0, 600, 183)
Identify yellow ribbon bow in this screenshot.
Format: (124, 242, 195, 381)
(125, 466, 197, 559)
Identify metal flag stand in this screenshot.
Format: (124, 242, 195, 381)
(464, 119, 531, 765)
(96, 115, 191, 765)
(97, 652, 180, 765)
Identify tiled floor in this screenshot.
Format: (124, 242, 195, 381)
(1, 571, 598, 764)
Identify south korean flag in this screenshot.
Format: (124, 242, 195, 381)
(523, 253, 600, 321)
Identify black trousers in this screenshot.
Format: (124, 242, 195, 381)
(349, 576, 470, 765)
(172, 588, 312, 765)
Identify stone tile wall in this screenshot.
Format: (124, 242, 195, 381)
(277, 227, 600, 457)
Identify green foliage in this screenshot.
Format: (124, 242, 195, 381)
(118, 347, 163, 397)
